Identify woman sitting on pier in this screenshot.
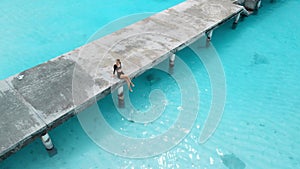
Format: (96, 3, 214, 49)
(113, 59, 135, 92)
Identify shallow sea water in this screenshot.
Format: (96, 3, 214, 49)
(0, 0, 183, 79)
(1, 0, 300, 168)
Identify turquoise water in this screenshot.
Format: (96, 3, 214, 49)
(0, 0, 183, 79)
(1, 0, 300, 168)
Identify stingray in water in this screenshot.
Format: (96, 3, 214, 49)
(146, 74, 160, 85)
(220, 153, 246, 169)
(252, 53, 269, 65)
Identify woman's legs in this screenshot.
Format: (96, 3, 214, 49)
(128, 77, 134, 87)
(120, 74, 134, 92)
(122, 75, 134, 87)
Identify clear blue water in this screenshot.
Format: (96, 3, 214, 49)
(1, 0, 300, 168)
(0, 0, 183, 79)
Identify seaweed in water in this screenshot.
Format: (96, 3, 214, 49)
(221, 153, 246, 169)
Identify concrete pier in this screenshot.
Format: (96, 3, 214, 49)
(0, 0, 243, 160)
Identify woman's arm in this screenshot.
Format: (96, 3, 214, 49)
(113, 64, 117, 75)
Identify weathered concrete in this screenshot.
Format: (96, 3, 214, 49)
(0, 0, 243, 160)
(0, 80, 46, 158)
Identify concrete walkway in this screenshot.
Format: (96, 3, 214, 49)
(0, 0, 243, 160)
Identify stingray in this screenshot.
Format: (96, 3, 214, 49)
(146, 74, 155, 81)
(146, 74, 160, 85)
(252, 53, 269, 65)
(220, 153, 246, 169)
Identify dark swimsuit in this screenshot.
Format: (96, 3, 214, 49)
(113, 64, 124, 79)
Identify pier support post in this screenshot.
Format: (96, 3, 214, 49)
(244, 0, 261, 15)
(206, 30, 213, 47)
(41, 133, 57, 157)
(118, 86, 125, 108)
(232, 13, 241, 29)
(254, 0, 262, 14)
(169, 53, 175, 74)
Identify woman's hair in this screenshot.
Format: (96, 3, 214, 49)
(116, 59, 121, 63)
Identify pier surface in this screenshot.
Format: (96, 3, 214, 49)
(0, 0, 243, 160)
